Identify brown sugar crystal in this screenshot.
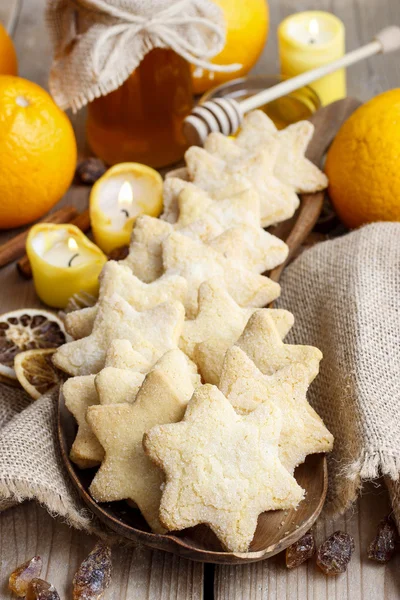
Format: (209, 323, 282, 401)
(368, 515, 399, 563)
(25, 578, 60, 600)
(73, 541, 112, 599)
(9, 556, 42, 596)
(286, 531, 316, 568)
(317, 531, 355, 575)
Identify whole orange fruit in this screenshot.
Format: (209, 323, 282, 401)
(191, 0, 269, 95)
(0, 22, 17, 75)
(325, 90, 400, 229)
(0, 76, 77, 229)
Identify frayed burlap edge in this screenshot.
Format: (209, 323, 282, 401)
(386, 477, 400, 530)
(0, 477, 92, 530)
(325, 451, 400, 517)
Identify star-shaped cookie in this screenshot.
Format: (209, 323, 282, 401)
(96, 344, 199, 405)
(208, 225, 288, 273)
(177, 187, 261, 243)
(53, 294, 185, 376)
(121, 215, 173, 283)
(175, 186, 288, 272)
(63, 375, 103, 469)
(65, 261, 187, 339)
(63, 339, 151, 468)
(219, 346, 334, 473)
(162, 232, 281, 318)
(161, 177, 211, 224)
(185, 143, 299, 227)
(123, 213, 287, 288)
(163, 177, 261, 238)
(236, 310, 322, 383)
(234, 110, 328, 193)
(87, 349, 198, 533)
(143, 384, 304, 552)
(102, 339, 151, 371)
(179, 279, 293, 383)
(95, 368, 146, 406)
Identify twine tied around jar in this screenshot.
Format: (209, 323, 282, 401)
(46, 0, 241, 111)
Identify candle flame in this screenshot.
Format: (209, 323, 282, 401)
(68, 237, 79, 251)
(308, 18, 319, 38)
(118, 181, 133, 206)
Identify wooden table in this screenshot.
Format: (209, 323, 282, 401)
(0, 0, 399, 598)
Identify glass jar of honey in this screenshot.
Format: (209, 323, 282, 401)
(86, 48, 193, 168)
(47, 0, 234, 167)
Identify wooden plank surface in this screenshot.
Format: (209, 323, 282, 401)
(215, 482, 400, 600)
(0, 502, 203, 600)
(0, 0, 399, 598)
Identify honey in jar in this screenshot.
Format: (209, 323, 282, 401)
(86, 49, 193, 168)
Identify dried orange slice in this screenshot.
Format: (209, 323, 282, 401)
(14, 348, 63, 400)
(0, 309, 68, 381)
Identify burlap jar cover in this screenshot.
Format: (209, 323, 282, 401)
(0, 223, 398, 537)
(46, 0, 240, 111)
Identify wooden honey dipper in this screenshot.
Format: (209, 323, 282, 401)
(183, 26, 400, 146)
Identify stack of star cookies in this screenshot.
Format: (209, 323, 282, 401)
(55, 110, 333, 553)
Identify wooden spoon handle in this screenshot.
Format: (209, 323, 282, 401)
(269, 97, 362, 284)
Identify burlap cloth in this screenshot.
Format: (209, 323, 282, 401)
(46, 0, 240, 111)
(0, 222, 398, 537)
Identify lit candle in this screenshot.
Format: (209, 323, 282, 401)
(278, 11, 346, 106)
(26, 224, 107, 308)
(90, 163, 163, 254)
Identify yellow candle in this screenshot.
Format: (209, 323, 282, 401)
(90, 163, 163, 254)
(27, 224, 107, 308)
(278, 11, 346, 106)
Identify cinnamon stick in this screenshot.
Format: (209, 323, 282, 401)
(16, 255, 33, 279)
(17, 210, 91, 279)
(69, 209, 91, 233)
(0, 205, 79, 268)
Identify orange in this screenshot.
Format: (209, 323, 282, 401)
(0, 22, 17, 75)
(0, 76, 77, 229)
(325, 90, 400, 229)
(191, 0, 269, 95)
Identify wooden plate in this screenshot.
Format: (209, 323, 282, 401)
(58, 98, 361, 564)
(58, 388, 327, 564)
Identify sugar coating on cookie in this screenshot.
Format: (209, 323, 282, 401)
(63, 375, 103, 468)
(161, 177, 207, 224)
(234, 110, 328, 193)
(185, 142, 299, 228)
(179, 279, 293, 384)
(144, 384, 304, 552)
(104, 339, 151, 371)
(162, 232, 281, 318)
(122, 194, 287, 288)
(95, 368, 146, 405)
(65, 261, 187, 339)
(236, 310, 322, 383)
(219, 346, 334, 473)
(122, 215, 173, 282)
(207, 225, 288, 274)
(174, 185, 261, 243)
(53, 294, 185, 376)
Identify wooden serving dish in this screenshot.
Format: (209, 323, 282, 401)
(58, 98, 361, 564)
